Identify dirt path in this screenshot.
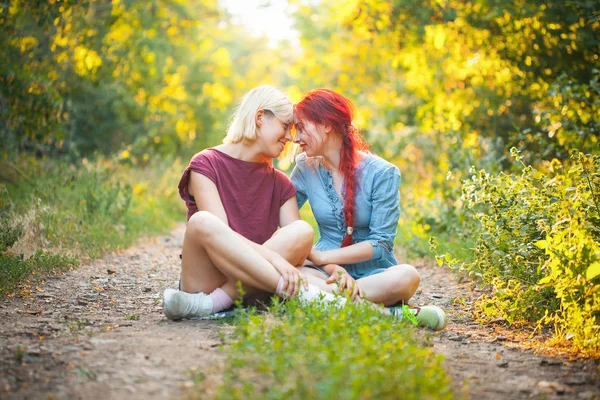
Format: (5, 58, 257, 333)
(1, 225, 599, 399)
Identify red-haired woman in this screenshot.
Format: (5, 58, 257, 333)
(291, 89, 446, 330)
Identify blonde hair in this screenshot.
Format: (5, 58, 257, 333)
(223, 85, 293, 144)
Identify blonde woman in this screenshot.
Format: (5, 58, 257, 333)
(163, 85, 343, 320)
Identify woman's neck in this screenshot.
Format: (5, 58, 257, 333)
(322, 136, 343, 172)
(322, 146, 367, 173)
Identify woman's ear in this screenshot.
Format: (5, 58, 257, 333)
(323, 124, 332, 134)
(255, 109, 264, 128)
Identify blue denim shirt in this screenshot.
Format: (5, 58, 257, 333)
(290, 152, 401, 278)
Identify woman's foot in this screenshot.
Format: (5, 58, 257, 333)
(163, 288, 214, 320)
(390, 305, 447, 331)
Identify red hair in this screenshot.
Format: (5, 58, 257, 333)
(295, 89, 369, 247)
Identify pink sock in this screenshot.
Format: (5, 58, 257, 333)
(209, 288, 234, 313)
(275, 277, 287, 297)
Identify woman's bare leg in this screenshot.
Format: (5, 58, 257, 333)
(180, 211, 282, 295)
(294, 263, 419, 307)
(356, 264, 420, 306)
(167, 213, 345, 319)
(297, 266, 337, 292)
(181, 213, 315, 298)
(219, 220, 315, 300)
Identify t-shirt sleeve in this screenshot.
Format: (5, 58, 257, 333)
(177, 151, 218, 203)
(276, 169, 297, 207)
(290, 154, 308, 209)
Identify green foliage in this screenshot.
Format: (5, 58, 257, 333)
(397, 170, 475, 260)
(0, 155, 184, 295)
(0, 251, 76, 295)
(0, 0, 248, 157)
(533, 70, 600, 160)
(446, 149, 599, 354)
(13, 346, 24, 362)
(195, 298, 452, 400)
(350, 0, 599, 161)
(535, 153, 600, 353)
(0, 220, 22, 252)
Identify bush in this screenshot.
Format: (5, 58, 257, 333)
(443, 149, 599, 354)
(192, 298, 452, 400)
(536, 153, 600, 353)
(397, 172, 474, 261)
(0, 155, 185, 296)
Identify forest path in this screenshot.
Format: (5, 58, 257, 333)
(1, 225, 598, 399)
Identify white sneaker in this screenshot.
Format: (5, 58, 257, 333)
(163, 288, 213, 320)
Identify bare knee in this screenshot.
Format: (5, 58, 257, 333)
(287, 220, 314, 252)
(186, 211, 223, 240)
(391, 264, 420, 298)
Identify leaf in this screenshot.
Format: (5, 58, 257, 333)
(585, 262, 600, 280)
(535, 240, 547, 249)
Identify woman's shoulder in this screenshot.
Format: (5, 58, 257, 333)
(363, 153, 400, 177)
(188, 147, 218, 166)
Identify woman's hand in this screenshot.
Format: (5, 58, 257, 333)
(270, 254, 308, 297)
(308, 248, 327, 266)
(325, 264, 364, 300)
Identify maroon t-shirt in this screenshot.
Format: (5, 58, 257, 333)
(178, 148, 296, 244)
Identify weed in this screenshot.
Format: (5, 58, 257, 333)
(75, 366, 97, 380)
(189, 298, 452, 399)
(66, 318, 90, 335)
(0, 155, 184, 297)
(14, 345, 24, 362)
(0, 251, 76, 295)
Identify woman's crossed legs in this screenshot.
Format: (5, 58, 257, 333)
(300, 264, 446, 330)
(164, 211, 340, 319)
(299, 264, 420, 306)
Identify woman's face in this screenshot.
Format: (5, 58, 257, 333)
(293, 119, 328, 157)
(256, 110, 292, 158)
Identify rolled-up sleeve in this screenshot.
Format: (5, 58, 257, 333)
(290, 156, 309, 209)
(367, 166, 401, 261)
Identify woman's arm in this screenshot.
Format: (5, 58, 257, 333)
(279, 196, 301, 227)
(189, 171, 229, 223)
(308, 166, 401, 266)
(309, 241, 373, 266)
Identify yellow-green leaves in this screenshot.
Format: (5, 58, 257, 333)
(586, 262, 600, 281)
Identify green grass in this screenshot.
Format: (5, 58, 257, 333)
(0, 155, 185, 296)
(189, 298, 453, 400)
(0, 251, 76, 294)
